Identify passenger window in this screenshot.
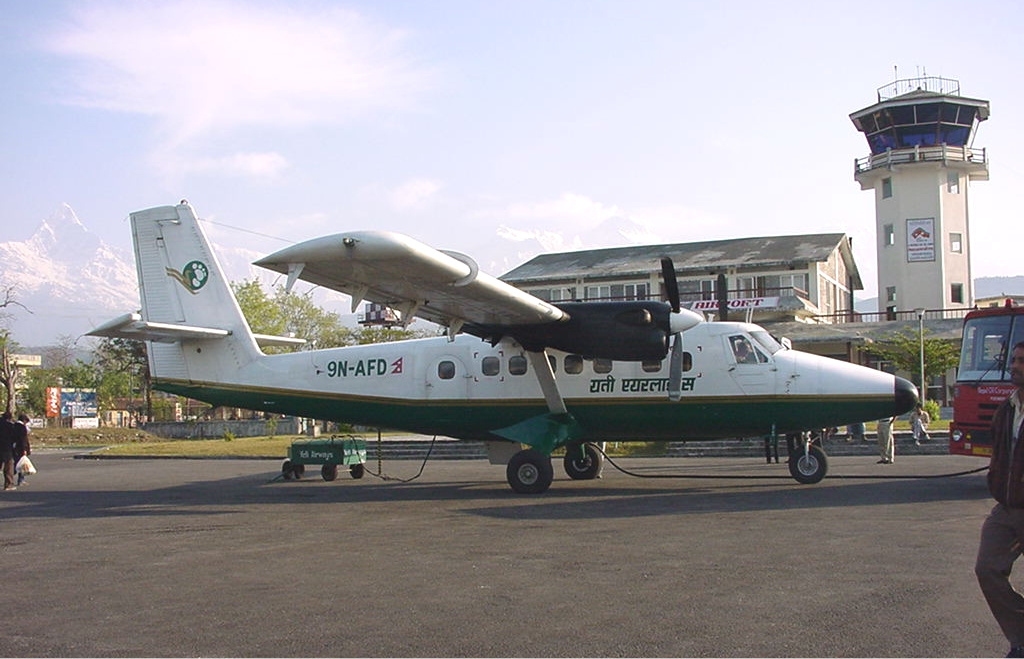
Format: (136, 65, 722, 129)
(509, 355, 528, 375)
(682, 352, 693, 372)
(564, 354, 583, 374)
(642, 360, 662, 373)
(481, 356, 500, 376)
(438, 360, 456, 380)
(593, 358, 613, 374)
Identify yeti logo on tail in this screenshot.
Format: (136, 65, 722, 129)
(167, 260, 210, 293)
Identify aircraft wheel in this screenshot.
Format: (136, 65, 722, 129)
(563, 443, 603, 480)
(350, 463, 365, 480)
(788, 444, 828, 484)
(507, 449, 554, 494)
(321, 464, 338, 481)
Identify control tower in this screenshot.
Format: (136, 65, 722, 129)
(850, 75, 989, 317)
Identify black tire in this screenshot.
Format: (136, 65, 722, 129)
(788, 443, 828, 484)
(321, 464, 338, 481)
(350, 463, 365, 480)
(282, 460, 294, 480)
(506, 449, 554, 494)
(294, 464, 305, 479)
(563, 443, 603, 480)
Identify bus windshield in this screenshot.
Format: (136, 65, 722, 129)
(957, 315, 1024, 382)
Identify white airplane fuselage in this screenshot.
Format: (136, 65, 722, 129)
(153, 324, 913, 444)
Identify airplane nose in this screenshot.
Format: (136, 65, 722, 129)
(893, 376, 919, 415)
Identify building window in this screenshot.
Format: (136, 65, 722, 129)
(886, 286, 897, 303)
(882, 177, 893, 199)
(950, 232, 963, 253)
(947, 171, 960, 194)
(884, 223, 895, 246)
(951, 283, 964, 304)
(585, 285, 611, 300)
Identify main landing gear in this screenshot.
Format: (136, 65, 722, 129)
(506, 443, 605, 494)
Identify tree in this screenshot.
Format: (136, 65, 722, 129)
(231, 279, 355, 351)
(864, 327, 960, 401)
(0, 332, 19, 414)
(94, 338, 151, 423)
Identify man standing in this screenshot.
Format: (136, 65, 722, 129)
(976, 341, 1024, 657)
(0, 411, 16, 490)
(876, 416, 895, 464)
(13, 413, 30, 486)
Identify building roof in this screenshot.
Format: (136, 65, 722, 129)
(501, 233, 861, 288)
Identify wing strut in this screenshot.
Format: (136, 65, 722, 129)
(526, 350, 567, 415)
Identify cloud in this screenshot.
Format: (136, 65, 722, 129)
(389, 178, 441, 211)
(156, 151, 291, 179)
(44, 0, 437, 151)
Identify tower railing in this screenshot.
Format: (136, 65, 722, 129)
(854, 144, 986, 174)
(877, 76, 960, 101)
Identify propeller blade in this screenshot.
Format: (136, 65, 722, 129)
(668, 332, 683, 401)
(660, 257, 680, 313)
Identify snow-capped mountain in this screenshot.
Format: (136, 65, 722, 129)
(0, 204, 274, 348)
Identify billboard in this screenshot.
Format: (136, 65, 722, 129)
(59, 388, 98, 418)
(906, 218, 935, 262)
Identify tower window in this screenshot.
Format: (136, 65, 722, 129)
(884, 224, 895, 246)
(882, 177, 893, 199)
(950, 232, 963, 253)
(951, 283, 964, 304)
(947, 171, 960, 194)
(886, 286, 897, 303)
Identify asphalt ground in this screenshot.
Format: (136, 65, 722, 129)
(0, 450, 1007, 658)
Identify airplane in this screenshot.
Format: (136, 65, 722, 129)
(88, 202, 919, 494)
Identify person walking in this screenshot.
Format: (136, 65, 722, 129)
(876, 416, 895, 464)
(13, 413, 31, 486)
(0, 411, 17, 491)
(976, 341, 1024, 657)
(911, 403, 931, 445)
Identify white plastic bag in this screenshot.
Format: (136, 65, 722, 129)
(16, 455, 36, 476)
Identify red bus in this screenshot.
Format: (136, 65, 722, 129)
(950, 302, 1024, 457)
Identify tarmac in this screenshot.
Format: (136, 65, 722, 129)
(0, 449, 1007, 657)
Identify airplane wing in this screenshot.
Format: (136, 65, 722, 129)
(253, 231, 567, 331)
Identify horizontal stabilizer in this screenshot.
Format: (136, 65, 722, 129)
(87, 312, 306, 348)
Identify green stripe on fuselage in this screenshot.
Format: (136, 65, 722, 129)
(156, 379, 891, 442)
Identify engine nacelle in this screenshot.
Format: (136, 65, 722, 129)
(472, 301, 674, 361)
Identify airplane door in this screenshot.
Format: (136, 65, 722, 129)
(726, 334, 775, 395)
(426, 354, 471, 399)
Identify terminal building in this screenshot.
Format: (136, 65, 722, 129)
(499, 233, 861, 326)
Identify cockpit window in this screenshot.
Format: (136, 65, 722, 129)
(751, 330, 783, 355)
(730, 334, 768, 364)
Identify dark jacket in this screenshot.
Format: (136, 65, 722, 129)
(988, 396, 1024, 507)
(0, 419, 14, 460)
(11, 421, 29, 459)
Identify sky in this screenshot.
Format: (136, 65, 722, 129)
(2, 0, 1023, 303)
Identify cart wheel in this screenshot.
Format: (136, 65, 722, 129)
(293, 464, 305, 479)
(282, 459, 294, 480)
(350, 463, 365, 480)
(322, 464, 338, 481)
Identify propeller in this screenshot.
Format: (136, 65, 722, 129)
(661, 257, 702, 401)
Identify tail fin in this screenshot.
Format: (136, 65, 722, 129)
(90, 203, 263, 383)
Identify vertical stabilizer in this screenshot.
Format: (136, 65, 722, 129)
(131, 203, 262, 382)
